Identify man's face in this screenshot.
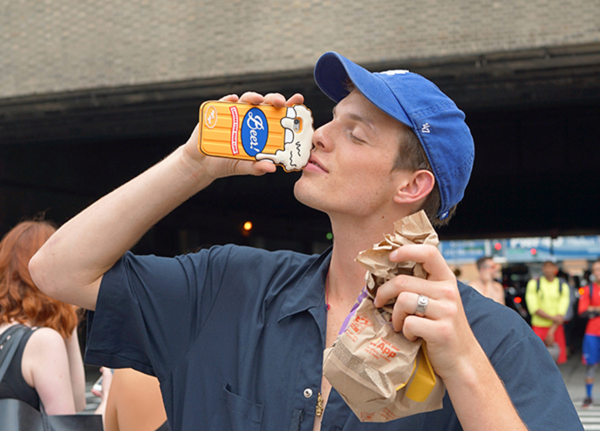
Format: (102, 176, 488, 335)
(294, 91, 412, 218)
(542, 262, 558, 280)
(478, 259, 497, 281)
(592, 262, 600, 282)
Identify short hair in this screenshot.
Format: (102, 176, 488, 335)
(0, 220, 80, 339)
(543, 260, 558, 267)
(476, 256, 494, 270)
(392, 126, 457, 227)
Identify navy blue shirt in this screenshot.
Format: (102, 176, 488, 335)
(85, 245, 582, 431)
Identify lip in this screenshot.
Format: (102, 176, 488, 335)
(304, 155, 328, 173)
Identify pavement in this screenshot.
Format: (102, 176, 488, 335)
(560, 351, 588, 405)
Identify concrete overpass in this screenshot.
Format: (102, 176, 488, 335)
(1, 1, 599, 254)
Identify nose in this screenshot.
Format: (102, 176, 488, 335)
(312, 121, 334, 152)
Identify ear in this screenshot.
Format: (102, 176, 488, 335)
(393, 170, 435, 205)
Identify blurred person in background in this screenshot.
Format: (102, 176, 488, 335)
(578, 258, 600, 407)
(470, 256, 505, 305)
(0, 220, 85, 414)
(93, 367, 169, 431)
(526, 260, 570, 364)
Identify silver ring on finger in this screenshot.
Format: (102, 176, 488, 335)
(414, 295, 429, 317)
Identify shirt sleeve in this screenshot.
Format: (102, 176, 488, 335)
(494, 330, 583, 430)
(438, 283, 583, 431)
(85, 246, 232, 379)
(525, 279, 539, 315)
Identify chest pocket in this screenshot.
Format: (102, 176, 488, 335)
(210, 382, 264, 431)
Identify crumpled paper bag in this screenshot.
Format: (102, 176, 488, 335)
(323, 210, 446, 422)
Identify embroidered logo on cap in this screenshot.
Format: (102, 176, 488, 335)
(421, 123, 431, 134)
(378, 69, 410, 76)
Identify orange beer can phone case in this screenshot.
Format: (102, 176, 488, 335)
(198, 101, 315, 172)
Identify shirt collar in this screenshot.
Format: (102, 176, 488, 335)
(278, 247, 332, 323)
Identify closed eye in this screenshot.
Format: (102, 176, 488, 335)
(349, 132, 367, 145)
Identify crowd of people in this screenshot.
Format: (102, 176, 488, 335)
(0, 51, 588, 430)
(461, 254, 600, 409)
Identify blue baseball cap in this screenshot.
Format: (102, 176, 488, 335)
(313, 51, 475, 219)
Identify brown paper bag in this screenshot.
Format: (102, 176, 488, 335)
(323, 211, 446, 422)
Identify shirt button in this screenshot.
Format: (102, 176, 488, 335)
(303, 388, 313, 398)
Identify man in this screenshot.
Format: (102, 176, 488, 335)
(29, 52, 581, 430)
(470, 256, 505, 305)
(578, 259, 600, 407)
(525, 260, 571, 364)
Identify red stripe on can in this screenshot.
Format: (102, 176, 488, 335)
(229, 106, 239, 155)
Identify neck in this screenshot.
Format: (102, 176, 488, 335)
(327, 211, 404, 306)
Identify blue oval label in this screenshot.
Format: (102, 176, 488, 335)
(241, 108, 269, 156)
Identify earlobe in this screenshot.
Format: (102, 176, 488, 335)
(393, 170, 435, 205)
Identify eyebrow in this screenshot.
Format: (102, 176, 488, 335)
(332, 106, 376, 132)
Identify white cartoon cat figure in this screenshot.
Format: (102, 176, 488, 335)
(255, 105, 314, 172)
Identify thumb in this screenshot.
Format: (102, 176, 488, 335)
(225, 159, 277, 177)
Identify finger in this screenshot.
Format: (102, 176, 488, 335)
(91, 389, 101, 398)
(391, 291, 441, 332)
(218, 94, 239, 102)
(238, 91, 264, 104)
(389, 244, 456, 282)
(374, 273, 437, 308)
(286, 93, 304, 106)
(251, 160, 277, 174)
(402, 314, 439, 342)
(263, 93, 288, 108)
(389, 291, 418, 332)
(229, 159, 277, 176)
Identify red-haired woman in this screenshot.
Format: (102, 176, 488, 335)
(0, 220, 86, 414)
